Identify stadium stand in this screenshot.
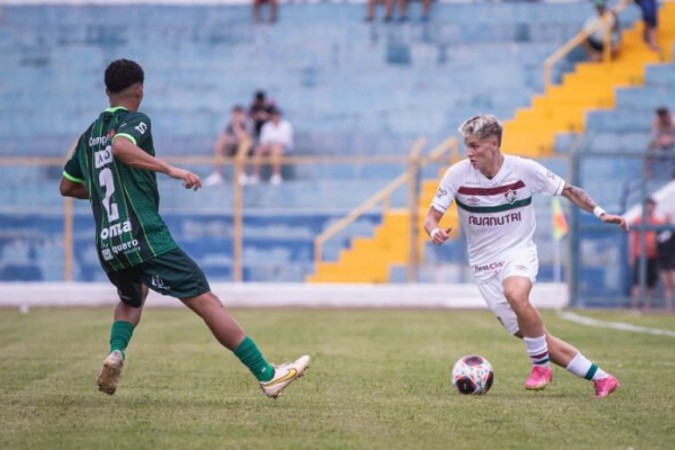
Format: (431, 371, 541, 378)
(0, 2, 672, 285)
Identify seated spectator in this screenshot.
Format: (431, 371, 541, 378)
(246, 108, 293, 186)
(205, 105, 254, 186)
(253, 0, 277, 24)
(650, 106, 675, 151)
(581, 0, 620, 62)
(248, 90, 276, 142)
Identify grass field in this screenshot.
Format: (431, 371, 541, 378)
(1, 307, 674, 450)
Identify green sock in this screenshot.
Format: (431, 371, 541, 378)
(109, 321, 134, 359)
(233, 336, 274, 382)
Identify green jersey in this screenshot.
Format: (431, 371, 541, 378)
(63, 106, 178, 273)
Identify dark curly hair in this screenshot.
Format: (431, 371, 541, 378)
(104, 59, 144, 94)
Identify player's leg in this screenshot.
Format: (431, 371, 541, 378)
(645, 258, 660, 310)
(250, 143, 269, 183)
(502, 276, 553, 390)
(665, 267, 675, 311)
(97, 269, 148, 395)
(545, 333, 619, 397)
(146, 248, 310, 398)
(269, 142, 285, 184)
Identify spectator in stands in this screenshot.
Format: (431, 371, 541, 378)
(649, 106, 675, 151)
(247, 107, 293, 185)
(253, 0, 277, 24)
(629, 197, 665, 311)
(656, 213, 675, 311)
(205, 105, 254, 186)
(634, 0, 660, 52)
(59, 58, 309, 399)
(581, 0, 621, 62)
(365, 0, 394, 23)
(647, 106, 675, 179)
(391, 0, 433, 22)
(248, 90, 276, 143)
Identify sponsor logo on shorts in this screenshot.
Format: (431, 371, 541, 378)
(151, 275, 170, 290)
(473, 261, 504, 273)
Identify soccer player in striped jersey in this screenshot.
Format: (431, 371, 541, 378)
(60, 59, 309, 399)
(424, 114, 628, 397)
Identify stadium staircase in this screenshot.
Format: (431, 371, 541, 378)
(307, 182, 458, 283)
(502, 2, 675, 156)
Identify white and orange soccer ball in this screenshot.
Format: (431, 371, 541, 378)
(451, 355, 494, 395)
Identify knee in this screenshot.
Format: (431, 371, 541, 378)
(183, 292, 222, 316)
(504, 287, 529, 310)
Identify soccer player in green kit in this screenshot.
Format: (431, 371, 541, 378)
(60, 59, 309, 398)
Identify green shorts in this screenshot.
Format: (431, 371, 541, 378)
(106, 247, 210, 307)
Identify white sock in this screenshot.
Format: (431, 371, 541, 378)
(524, 335, 551, 368)
(565, 352, 608, 380)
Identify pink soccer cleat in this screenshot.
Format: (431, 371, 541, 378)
(524, 366, 553, 390)
(593, 374, 619, 398)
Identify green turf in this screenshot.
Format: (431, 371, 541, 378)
(1, 308, 673, 450)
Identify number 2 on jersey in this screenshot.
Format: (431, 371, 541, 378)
(99, 167, 119, 222)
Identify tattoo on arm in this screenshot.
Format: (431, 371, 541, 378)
(562, 184, 597, 213)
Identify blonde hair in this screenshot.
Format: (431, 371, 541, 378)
(458, 114, 503, 145)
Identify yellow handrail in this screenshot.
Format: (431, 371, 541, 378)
(543, 0, 630, 89)
(312, 136, 458, 263)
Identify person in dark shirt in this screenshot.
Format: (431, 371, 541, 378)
(248, 90, 276, 142)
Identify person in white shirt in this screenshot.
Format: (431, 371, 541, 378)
(247, 108, 293, 185)
(424, 114, 628, 398)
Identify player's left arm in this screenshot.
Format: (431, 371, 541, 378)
(561, 182, 629, 231)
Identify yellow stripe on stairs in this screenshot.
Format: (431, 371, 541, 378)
(307, 176, 458, 283)
(502, 6, 675, 157)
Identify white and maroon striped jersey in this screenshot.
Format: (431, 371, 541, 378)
(431, 155, 565, 275)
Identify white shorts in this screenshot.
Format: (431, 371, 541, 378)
(474, 248, 539, 335)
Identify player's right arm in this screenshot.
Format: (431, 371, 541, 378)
(424, 207, 451, 245)
(111, 134, 202, 191)
(60, 138, 89, 199)
(424, 165, 458, 245)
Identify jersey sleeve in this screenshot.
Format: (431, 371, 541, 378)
(430, 163, 460, 213)
(112, 112, 152, 151)
(518, 157, 565, 197)
(62, 137, 85, 183)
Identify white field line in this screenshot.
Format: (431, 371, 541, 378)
(559, 311, 675, 339)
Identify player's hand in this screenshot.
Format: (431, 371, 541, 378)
(168, 167, 202, 191)
(601, 213, 629, 232)
(430, 227, 452, 245)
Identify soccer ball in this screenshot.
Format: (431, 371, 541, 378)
(451, 355, 494, 395)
